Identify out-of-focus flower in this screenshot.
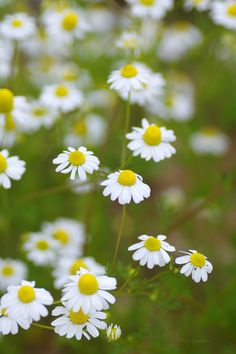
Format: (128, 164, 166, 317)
(23, 233, 57, 266)
(0, 13, 36, 41)
(160, 186, 185, 210)
(0, 259, 27, 291)
(106, 323, 121, 341)
(190, 128, 230, 156)
(211, 1, 236, 30)
(184, 0, 210, 12)
(0, 149, 26, 189)
(116, 31, 143, 54)
(27, 101, 58, 131)
(127, 0, 173, 20)
(0, 304, 30, 335)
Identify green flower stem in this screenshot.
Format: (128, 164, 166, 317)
(120, 93, 131, 168)
(116, 266, 140, 295)
(32, 323, 54, 331)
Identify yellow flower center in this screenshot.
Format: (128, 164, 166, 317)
(68, 151, 86, 166)
(73, 121, 87, 136)
(144, 236, 161, 251)
(70, 259, 88, 275)
(121, 64, 138, 78)
(4, 113, 16, 131)
(78, 274, 99, 295)
(227, 4, 236, 16)
(143, 125, 162, 146)
(1, 308, 7, 317)
(36, 240, 49, 251)
(139, 0, 155, 6)
(165, 95, 174, 108)
(32, 107, 46, 117)
(53, 229, 70, 245)
(118, 170, 136, 186)
(11, 19, 23, 27)
(0, 154, 7, 173)
(190, 252, 206, 268)
(18, 285, 36, 303)
(62, 12, 79, 31)
(0, 89, 14, 113)
(2, 265, 14, 276)
(63, 69, 77, 81)
(69, 309, 89, 324)
(54, 85, 69, 97)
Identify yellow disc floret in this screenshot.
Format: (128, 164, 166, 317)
(55, 85, 69, 97)
(144, 236, 161, 251)
(78, 274, 99, 295)
(11, 19, 23, 27)
(69, 151, 86, 166)
(2, 265, 14, 276)
(5, 113, 16, 131)
(62, 12, 79, 31)
(143, 125, 162, 146)
(32, 107, 46, 118)
(69, 308, 89, 324)
(190, 252, 206, 268)
(0, 154, 7, 173)
(18, 285, 35, 303)
(0, 89, 14, 113)
(36, 240, 49, 251)
(1, 308, 7, 316)
(53, 229, 70, 244)
(121, 64, 138, 78)
(139, 0, 155, 6)
(70, 259, 88, 275)
(227, 4, 236, 17)
(118, 170, 136, 186)
(73, 121, 87, 136)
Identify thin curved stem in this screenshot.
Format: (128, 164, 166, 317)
(120, 93, 131, 168)
(32, 323, 54, 331)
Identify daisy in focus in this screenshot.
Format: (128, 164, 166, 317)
(175, 250, 213, 283)
(51, 305, 106, 340)
(0, 13, 36, 41)
(1, 280, 53, 322)
(0, 259, 27, 291)
(106, 323, 121, 341)
(0, 304, 31, 335)
(61, 268, 117, 313)
(211, 1, 236, 30)
(184, 0, 210, 12)
(101, 170, 151, 205)
(127, 0, 173, 20)
(53, 146, 100, 181)
(190, 128, 230, 156)
(128, 235, 175, 269)
(0, 149, 26, 189)
(126, 118, 176, 162)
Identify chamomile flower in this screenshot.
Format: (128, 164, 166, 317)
(107, 63, 150, 94)
(127, 0, 173, 20)
(211, 1, 236, 30)
(27, 101, 58, 131)
(0, 13, 36, 41)
(184, 0, 210, 11)
(52, 305, 106, 340)
(53, 146, 100, 181)
(128, 235, 175, 269)
(175, 250, 213, 283)
(101, 170, 151, 205)
(53, 257, 105, 289)
(23, 233, 57, 266)
(40, 84, 83, 113)
(160, 186, 185, 211)
(0, 259, 27, 291)
(106, 323, 121, 341)
(126, 118, 176, 162)
(1, 280, 53, 322)
(116, 31, 143, 54)
(190, 128, 230, 156)
(61, 268, 117, 313)
(0, 304, 31, 335)
(0, 149, 26, 189)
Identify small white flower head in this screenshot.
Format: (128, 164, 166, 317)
(128, 235, 175, 269)
(61, 268, 117, 314)
(127, 118, 176, 163)
(0, 149, 26, 189)
(190, 128, 230, 156)
(40, 83, 83, 113)
(211, 1, 236, 30)
(53, 146, 100, 181)
(1, 280, 53, 322)
(0, 304, 31, 335)
(160, 186, 185, 211)
(0, 13, 36, 41)
(101, 170, 151, 205)
(52, 305, 106, 340)
(184, 0, 210, 12)
(53, 257, 105, 289)
(27, 101, 58, 131)
(106, 323, 121, 341)
(127, 0, 173, 20)
(23, 233, 58, 266)
(175, 250, 213, 283)
(70, 179, 93, 195)
(107, 62, 150, 95)
(0, 259, 27, 291)
(116, 31, 143, 53)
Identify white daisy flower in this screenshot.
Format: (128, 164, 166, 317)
(40, 84, 83, 113)
(52, 305, 106, 340)
(175, 250, 213, 283)
(116, 31, 143, 53)
(211, 1, 236, 30)
(128, 235, 175, 269)
(127, 0, 173, 20)
(184, 0, 210, 12)
(0, 304, 31, 335)
(23, 233, 58, 266)
(0, 259, 27, 291)
(1, 280, 53, 322)
(53, 257, 105, 289)
(160, 186, 185, 211)
(61, 268, 117, 314)
(42, 218, 85, 258)
(0, 13, 36, 41)
(107, 62, 150, 94)
(106, 323, 121, 341)
(0, 149, 26, 189)
(53, 146, 100, 181)
(190, 128, 230, 156)
(27, 101, 58, 131)
(126, 118, 176, 163)
(101, 170, 151, 205)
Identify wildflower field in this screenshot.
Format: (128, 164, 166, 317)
(0, 0, 235, 353)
